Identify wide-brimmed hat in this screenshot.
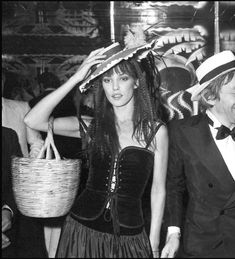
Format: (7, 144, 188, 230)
(191, 50, 235, 101)
(79, 40, 156, 92)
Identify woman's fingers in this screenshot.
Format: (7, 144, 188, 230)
(73, 56, 105, 83)
(80, 55, 106, 70)
(81, 59, 105, 80)
(73, 48, 107, 83)
(87, 47, 105, 58)
(86, 54, 106, 63)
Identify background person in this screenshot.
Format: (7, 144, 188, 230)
(2, 68, 47, 258)
(2, 127, 22, 258)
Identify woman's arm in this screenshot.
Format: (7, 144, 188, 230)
(149, 124, 168, 258)
(24, 48, 106, 137)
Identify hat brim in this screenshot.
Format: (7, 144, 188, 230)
(191, 67, 235, 101)
(79, 40, 155, 92)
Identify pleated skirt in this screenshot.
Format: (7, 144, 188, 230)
(56, 215, 152, 258)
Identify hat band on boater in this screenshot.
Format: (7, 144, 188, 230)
(199, 60, 235, 84)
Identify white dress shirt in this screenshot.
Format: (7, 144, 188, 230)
(2, 98, 45, 216)
(2, 97, 44, 158)
(206, 110, 235, 179)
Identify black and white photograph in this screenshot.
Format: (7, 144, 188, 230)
(2, 1, 235, 258)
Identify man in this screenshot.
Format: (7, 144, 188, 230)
(2, 69, 44, 158)
(2, 98, 44, 158)
(161, 50, 235, 258)
(2, 127, 22, 258)
(2, 69, 47, 258)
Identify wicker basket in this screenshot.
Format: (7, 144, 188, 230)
(11, 117, 81, 218)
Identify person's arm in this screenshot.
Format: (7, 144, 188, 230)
(22, 102, 45, 158)
(27, 126, 44, 158)
(161, 227, 181, 258)
(161, 122, 185, 258)
(149, 124, 168, 258)
(24, 48, 106, 137)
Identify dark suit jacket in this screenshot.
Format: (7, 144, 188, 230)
(2, 127, 22, 213)
(166, 113, 235, 258)
(2, 127, 48, 258)
(2, 127, 22, 257)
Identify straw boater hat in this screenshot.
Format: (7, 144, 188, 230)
(191, 50, 235, 101)
(79, 40, 156, 92)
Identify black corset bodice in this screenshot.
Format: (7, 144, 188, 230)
(71, 146, 154, 228)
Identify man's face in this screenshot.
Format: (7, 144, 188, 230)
(213, 73, 235, 127)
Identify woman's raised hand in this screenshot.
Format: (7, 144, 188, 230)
(73, 47, 106, 82)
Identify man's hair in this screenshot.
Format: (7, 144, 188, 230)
(198, 70, 235, 111)
(38, 72, 60, 89)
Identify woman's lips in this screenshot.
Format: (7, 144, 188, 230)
(112, 94, 122, 100)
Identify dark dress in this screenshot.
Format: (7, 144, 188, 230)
(56, 122, 163, 258)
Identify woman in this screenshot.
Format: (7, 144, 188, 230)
(24, 41, 168, 258)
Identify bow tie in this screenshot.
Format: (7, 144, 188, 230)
(216, 125, 235, 141)
(206, 115, 235, 141)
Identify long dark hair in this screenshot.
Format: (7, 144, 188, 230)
(87, 56, 161, 157)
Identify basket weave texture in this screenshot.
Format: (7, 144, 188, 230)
(11, 117, 81, 218)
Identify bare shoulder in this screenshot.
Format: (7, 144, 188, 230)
(155, 122, 168, 139)
(148, 122, 168, 153)
(153, 123, 168, 152)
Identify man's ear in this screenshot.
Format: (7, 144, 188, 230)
(134, 79, 139, 89)
(202, 94, 216, 105)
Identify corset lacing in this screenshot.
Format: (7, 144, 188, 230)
(104, 156, 120, 255)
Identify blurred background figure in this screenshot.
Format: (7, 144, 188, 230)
(2, 69, 44, 158)
(2, 68, 47, 258)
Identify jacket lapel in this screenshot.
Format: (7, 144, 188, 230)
(182, 114, 235, 191)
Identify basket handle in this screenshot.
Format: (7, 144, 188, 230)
(37, 117, 61, 160)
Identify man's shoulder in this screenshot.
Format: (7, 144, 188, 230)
(168, 113, 204, 129)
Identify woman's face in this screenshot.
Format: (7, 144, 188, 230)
(101, 70, 137, 108)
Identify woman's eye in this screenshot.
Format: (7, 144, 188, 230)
(120, 76, 129, 81)
(103, 78, 111, 83)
